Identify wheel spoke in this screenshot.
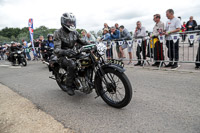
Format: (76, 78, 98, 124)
(100, 71, 126, 103)
(116, 90, 125, 100)
(114, 92, 121, 102)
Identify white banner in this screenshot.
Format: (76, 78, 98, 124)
(136, 39, 142, 47)
(103, 41, 107, 46)
(188, 34, 197, 44)
(171, 34, 179, 44)
(158, 35, 165, 43)
(111, 41, 115, 46)
(118, 41, 124, 46)
(127, 40, 133, 47)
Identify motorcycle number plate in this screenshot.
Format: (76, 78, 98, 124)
(14, 54, 18, 56)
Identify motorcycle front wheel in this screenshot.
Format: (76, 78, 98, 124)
(96, 68, 132, 108)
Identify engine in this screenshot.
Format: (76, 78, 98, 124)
(74, 77, 92, 94)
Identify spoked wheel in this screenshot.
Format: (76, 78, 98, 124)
(96, 68, 132, 108)
(21, 58, 27, 66)
(55, 68, 68, 92)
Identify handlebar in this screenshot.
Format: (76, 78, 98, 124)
(80, 44, 97, 53)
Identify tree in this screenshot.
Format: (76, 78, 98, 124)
(0, 36, 10, 44)
(97, 30, 103, 37)
(17, 32, 29, 42)
(89, 31, 97, 38)
(130, 31, 133, 36)
(10, 36, 17, 42)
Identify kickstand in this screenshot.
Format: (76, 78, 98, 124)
(49, 76, 56, 80)
(95, 95, 99, 99)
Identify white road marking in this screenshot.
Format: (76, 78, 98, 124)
(9, 66, 21, 69)
(0, 65, 10, 67)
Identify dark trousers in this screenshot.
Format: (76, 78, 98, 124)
(182, 34, 186, 42)
(35, 47, 41, 58)
(188, 39, 194, 46)
(166, 40, 179, 61)
(60, 57, 76, 86)
(106, 45, 113, 59)
(196, 42, 200, 66)
(147, 43, 153, 58)
(0, 51, 4, 60)
(136, 40, 147, 61)
(154, 40, 164, 62)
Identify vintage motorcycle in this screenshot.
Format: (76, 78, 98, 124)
(10, 50, 27, 66)
(48, 43, 132, 108)
(42, 46, 54, 63)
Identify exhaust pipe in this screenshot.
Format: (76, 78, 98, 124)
(42, 61, 49, 65)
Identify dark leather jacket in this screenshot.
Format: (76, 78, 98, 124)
(10, 46, 21, 52)
(54, 27, 89, 50)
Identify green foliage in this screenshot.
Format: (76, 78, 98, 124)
(97, 30, 103, 37)
(0, 36, 10, 44)
(0, 26, 92, 44)
(0, 26, 57, 43)
(76, 29, 87, 37)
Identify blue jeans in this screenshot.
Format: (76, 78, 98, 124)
(26, 52, 31, 60)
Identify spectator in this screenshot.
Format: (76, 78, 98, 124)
(39, 36, 47, 61)
(115, 23, 119, 30)
(22, 40, 31, 61)
(164, 9, 181, 69)
(195, 39, 200, 69)
(0, 45, 4, 60)
(34, 39, 41, 58)
(103, 23, 110, 33)
(31, 41, 38, 61)
(181, 22, 186, 42)
(81, 30, 87, 41)
(186, 16, 198, 47)
(147, 31, 153, 58)
(110, 26, 121, 58)
(46, 34, 54, 48)
(101, 28, 112, 59)
(2, 44, 8, 60)
(134, 21, 147, 66)
(151, 14, 165, 67)
(86, 33, 96, 43)
(118, 25, 133, 65)
(178, 16, 181, 22)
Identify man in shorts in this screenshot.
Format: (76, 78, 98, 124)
(119, 25, 133, 65)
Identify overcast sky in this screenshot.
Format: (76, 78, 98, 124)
(0, 0, 200, 33)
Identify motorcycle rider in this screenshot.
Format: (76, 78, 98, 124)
(9, 42, 21, 64)
(46, 34, 54, 48)
(53, 12, 90, 96)
(43, 34, 54, 61)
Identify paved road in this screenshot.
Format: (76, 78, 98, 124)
(0, 61, 200, 133)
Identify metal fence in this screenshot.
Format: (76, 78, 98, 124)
(102, 30, 200, 69)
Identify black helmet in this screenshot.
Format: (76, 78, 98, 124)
(61, 12, 76, 32)
(47, 34, 53, 39)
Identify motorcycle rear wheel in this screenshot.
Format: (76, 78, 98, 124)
(54, 68, 68, 92)
(21, 58, 27, 66)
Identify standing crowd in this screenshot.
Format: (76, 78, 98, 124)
(91, 9, 200, 69)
